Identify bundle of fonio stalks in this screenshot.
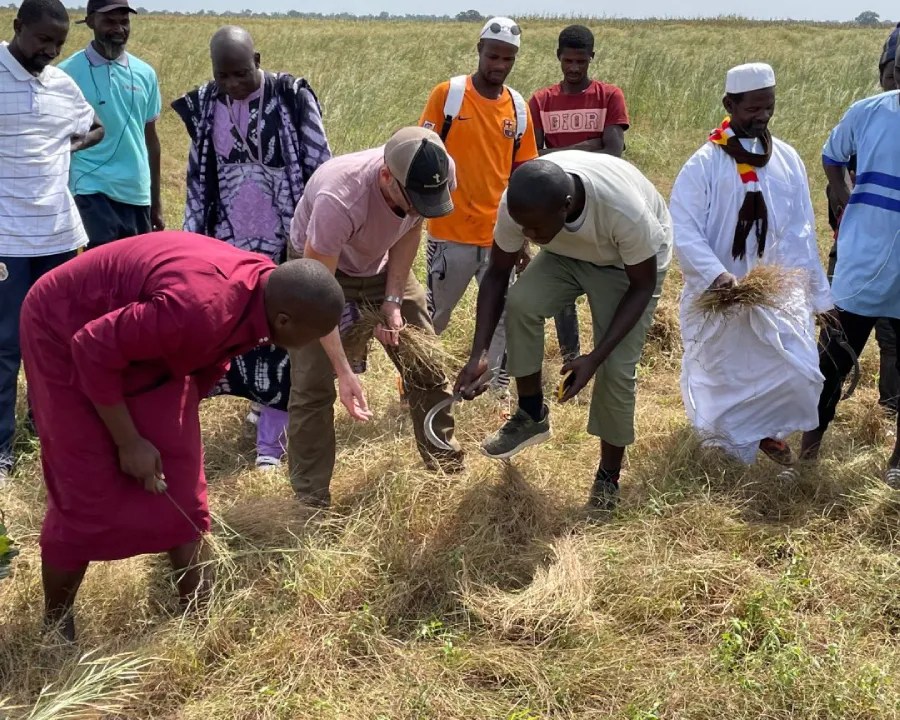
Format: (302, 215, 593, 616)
(694, 264, 803, 315)
(341, 305, 458, 389)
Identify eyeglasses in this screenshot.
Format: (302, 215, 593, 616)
(488, 22, 521, 36)
(394, 179, 414, 211)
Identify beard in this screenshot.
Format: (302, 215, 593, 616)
(746, 123, 770, 139)
(731, 118, 768, 139)
(96, 37, 127, 58)
(22, 54, 52, 74)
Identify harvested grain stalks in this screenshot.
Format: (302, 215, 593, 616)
(341, 304, 457, 388)
(693, 264, 804, 315)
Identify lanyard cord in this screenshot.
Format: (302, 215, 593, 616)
(72, 57, 137, 194)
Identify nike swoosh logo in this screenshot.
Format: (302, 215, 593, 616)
(457, 116, 471, 121)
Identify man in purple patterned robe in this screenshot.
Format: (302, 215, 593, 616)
(172, 26, 331, 470)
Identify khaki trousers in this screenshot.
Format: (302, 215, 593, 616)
(505, 251, 666, 448)
(288, 270, 460, 504)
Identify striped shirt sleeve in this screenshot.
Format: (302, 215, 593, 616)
(70, 79, 95, 137)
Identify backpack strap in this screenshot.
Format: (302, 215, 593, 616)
(440, 75, 468, 142)
(507, 86, 528, 163)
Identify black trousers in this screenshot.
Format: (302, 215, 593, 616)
(74, 193, 152, 248)
(826, 245, 899, 411)
(817, 309, 900, 433)
(0, 250, 79, 462)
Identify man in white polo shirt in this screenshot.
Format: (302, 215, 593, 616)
(0, 0, 104, 480)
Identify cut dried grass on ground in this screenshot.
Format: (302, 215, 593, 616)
(218, 494, 323, 546)
(3, 16, 900, 719)
(0, 651, 152, 720)
(462, 534, 601, 643)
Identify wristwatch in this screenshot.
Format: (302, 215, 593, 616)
(384, 295, 403, 306)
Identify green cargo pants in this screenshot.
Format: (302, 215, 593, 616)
(505, 250, 666, 447)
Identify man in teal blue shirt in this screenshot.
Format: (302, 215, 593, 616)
(59, 0, 163, 247)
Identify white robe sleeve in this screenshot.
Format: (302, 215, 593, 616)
(777, 153, 833, 313)
(670, 152, 728, 290)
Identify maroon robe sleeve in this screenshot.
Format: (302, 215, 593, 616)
(70, 291, 219, 406)
(192, 362, 231, 399)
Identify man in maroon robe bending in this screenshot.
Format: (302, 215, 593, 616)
(20, 230, 344, 640)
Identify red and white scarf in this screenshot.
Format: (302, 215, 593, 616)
(709, 117, 773, 260)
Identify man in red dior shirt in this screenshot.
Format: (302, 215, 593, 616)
(528, 25, 630, 361)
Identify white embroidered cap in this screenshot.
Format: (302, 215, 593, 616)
(480, 17, 521, 48)
(725, 63, 776, 94)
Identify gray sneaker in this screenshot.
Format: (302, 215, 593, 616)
(481, 407, 551, 460)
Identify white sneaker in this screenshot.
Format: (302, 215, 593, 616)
(255, 455, 281, 472)
(0, 456, 12, 489)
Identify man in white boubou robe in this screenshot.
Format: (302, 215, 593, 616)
(670, 63, 832, 465)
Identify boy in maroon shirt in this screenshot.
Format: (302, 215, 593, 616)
(527, 24, 630, 359)
(529, 25, 629, 156)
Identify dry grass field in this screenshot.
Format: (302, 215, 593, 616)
(2, 13, 900, 719)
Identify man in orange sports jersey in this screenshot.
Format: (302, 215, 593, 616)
(419, 16, 539, 390)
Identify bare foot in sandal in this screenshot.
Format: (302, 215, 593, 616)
(759, 438, 795, 466)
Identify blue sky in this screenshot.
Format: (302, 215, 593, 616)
(133, 0, 893, 22)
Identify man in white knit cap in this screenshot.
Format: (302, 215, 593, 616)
(669, 62, 832, 466)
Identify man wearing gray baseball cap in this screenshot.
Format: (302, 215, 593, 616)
(286, 126, 463, 508)
(60, 0, 165, 247)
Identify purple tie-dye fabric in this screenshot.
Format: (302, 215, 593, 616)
(174, 73, 337, 408)
(212, 86, 260, 158)
(173, 72, 331, 263)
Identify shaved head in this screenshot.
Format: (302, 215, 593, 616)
(508, 160, 570, 217)
(210, 25, 260, 100)
(265, 259, 345, 349)
(210, 25, 254, 58)
(507, 160, 576, 245)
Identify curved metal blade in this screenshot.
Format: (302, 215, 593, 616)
(837, 337, 861, 401)
(423, 367, 500, 451)
(424, 396, 457, 451)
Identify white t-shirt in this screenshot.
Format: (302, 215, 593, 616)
(494, 151, 673, 271)
(0, 42, 94, 257)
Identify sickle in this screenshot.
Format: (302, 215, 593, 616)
(836, 337, 861, 401)
(424, 368, 499, 451)
(424, 396, 458, 451)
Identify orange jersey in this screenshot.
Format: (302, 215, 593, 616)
(419, 76, 539, 247)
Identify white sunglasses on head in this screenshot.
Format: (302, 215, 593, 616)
(486, 21, 521, 36)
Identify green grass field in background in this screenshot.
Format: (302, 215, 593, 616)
(1, 15, 899, 719)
